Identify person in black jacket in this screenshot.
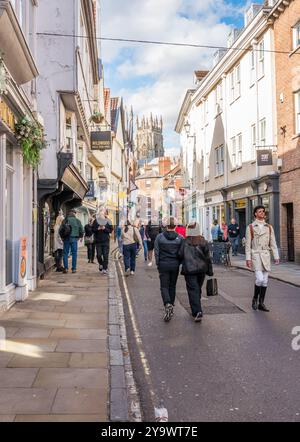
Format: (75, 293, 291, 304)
(146, 220, 162, 266)
(84, 217, 95, 264)
(92, 208, 113, 274)
(178, 221, 213, 322)
(154, 217, 183, 322)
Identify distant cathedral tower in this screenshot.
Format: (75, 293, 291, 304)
(136, 114, 164, 162)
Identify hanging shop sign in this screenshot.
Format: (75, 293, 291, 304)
(91, 131, 112, 150)
(0, 98, 15, 131)
(257, 150, 273, 166)
(235, 199, 247, 209)
(86, 180, 95, 198)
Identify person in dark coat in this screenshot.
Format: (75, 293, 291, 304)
(146, 219, 162, 266)
(92, 208, 113, 274)
(84, 217, 96, 263)
(178, 221, 213, 322)
(154, 217, 183, 322)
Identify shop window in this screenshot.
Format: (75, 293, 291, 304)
(262, 196, 270, 222)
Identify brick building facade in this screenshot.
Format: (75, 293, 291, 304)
(270, 0, 300, 262)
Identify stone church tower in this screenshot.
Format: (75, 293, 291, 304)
(136, 114, 164, 161)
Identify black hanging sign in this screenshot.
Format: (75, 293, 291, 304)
(257, 149, 273, 166)
(91, 131, 112, 150)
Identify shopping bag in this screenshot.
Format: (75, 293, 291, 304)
(206, 278, 218, 296)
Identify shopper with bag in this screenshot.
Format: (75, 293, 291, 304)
(84, 217, 95, 263)
(154, 217, 183, 322)
(121, 220, 143, 276)
(178, 221, 213, 322)
(54, 214, 64, 272)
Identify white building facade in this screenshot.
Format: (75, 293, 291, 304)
(176, 3, 280, 248)
(0, 0, 40, 310)
(36, 0, 102, 273)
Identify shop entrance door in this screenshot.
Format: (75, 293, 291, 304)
(236, 209, 246, 254)
(286, 203, 295, 262)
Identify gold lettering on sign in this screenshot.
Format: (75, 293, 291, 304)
(0, 98, 15, 131)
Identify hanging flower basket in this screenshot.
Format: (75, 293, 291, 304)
(15, 116, 46, 168)
(89, 111, 104, 124)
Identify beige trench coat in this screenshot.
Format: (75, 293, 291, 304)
(245, 222, 279, 272)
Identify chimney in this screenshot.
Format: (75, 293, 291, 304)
(194, 70, 209, 85)
(159, 157, 171, 176)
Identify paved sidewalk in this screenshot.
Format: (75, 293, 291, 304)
(0, 250, 109, 422)
(231, 255, 300, 288)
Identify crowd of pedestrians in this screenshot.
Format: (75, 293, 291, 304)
(53, 204, 279, 321)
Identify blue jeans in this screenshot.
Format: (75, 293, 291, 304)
(143, 240, 148, 260)
(123, 243, 137, 272)
(229, 237, 239, 255)
(63, 237, 78, 270)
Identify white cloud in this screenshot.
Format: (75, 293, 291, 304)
(101, 0, 246, 149)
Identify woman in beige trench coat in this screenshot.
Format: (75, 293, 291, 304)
(245, 205, 279, 312)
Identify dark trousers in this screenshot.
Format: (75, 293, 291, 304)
(159, 269, 179, 306)
(96, 243, 110, 270)
(54, 249, 63, 270)
(184, 273, 206, 317)
(123, 243, 137, 272)
(87, 243, 96, 262)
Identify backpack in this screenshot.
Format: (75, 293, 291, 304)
(59, 220, 72, 239)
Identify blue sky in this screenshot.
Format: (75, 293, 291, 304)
(101, 0, 259, 155)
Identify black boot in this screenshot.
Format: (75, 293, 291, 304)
(252, 285, 260, 310)
(258, 286, 269, 312)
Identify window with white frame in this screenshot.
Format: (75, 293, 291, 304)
(231, 137, 236, 168)
(260, 118, 266, 146)
(250, 49, 255, 85)
(237, 133, 242, 167)
(215, 145, 224, 176)
(235, 64, 241, 98)
(258, 40, 264, 78)
(230, 71, 235, 102)
(204, 151, 209, 180)
(251, 124, 257, 160)
(294, 90, 300, 134)
(292, 22, 300, 50)
(215, 82, 223, 114)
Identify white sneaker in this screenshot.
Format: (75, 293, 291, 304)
(102, 269, 108, 275)
(130, 271, 135, 275)
(148, 261, 153, 267)
(125, 269, 130, 277)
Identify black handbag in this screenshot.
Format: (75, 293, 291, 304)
(206, 278, 218, 296)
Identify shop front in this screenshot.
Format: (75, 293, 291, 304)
(222, 173, 280, 254)
(37, 153, 88, 275)
(0, 99, 37, 311)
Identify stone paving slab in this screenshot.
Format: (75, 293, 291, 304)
(55, 339, 106, 353)
(51, 388, 107, 415)
(8, 353, 71, 368)
(0, 368, 39, 387)
(68, 353, 108, 368)
(49, 328, 106, 340)
(0, 388, 57, 414)
(33, 368, 107, 389)
(14, 414, 103, 422)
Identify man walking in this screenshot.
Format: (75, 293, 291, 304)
(245, 205, 279, 312)
(93, 208, 113, 274)
(154, 217, 183, 322)
(228, 218, 240, 256)
(62, 209, 84, 274)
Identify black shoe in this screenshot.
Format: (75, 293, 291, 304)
(88, 260, 91, 263)
(99, 265, 103, 273)
(258, 287, 269, 312)
(258, 303, 270, 312)
(194, 312, 203, 323)
(252, 285, 261, 311)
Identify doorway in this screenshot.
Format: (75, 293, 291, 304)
(285, 203, 295, 261)
(236, 208, 246, 254)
